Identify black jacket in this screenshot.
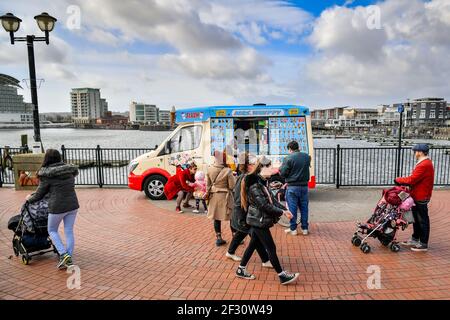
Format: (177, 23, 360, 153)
(27, 162, 79, 214)
(245, 174, 286, 229)
(231, 174, 250, 233)
(279, 151, 311, 186)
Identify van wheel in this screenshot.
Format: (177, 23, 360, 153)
(143, 175, 167, 200)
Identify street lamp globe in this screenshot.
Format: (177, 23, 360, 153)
(34, 12, 57, 32)
(0, 13, 22, 33)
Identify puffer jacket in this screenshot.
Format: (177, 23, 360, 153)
(27, 162, 79, 214)
(245, 174, 286, 229)
(231, 174, 250, 233)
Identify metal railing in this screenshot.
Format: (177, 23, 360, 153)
(0, 146, 31, 187)
(61, 145, 155, 186)
(1, 145, 449, 188)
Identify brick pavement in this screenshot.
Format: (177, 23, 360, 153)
(0, 188, 449, 300)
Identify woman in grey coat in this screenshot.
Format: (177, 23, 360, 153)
(26, 149, 79, 269)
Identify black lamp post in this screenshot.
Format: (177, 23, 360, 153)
(0, 12, 57, 146)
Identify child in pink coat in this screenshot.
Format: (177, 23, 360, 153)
(190, 171, 207, 213)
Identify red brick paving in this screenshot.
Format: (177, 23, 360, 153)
(0, 188, 449, 300)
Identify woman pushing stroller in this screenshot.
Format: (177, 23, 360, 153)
(26, 149, 79, 269)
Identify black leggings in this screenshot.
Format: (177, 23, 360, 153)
(228, 230, 269, 263)
(214, 220, 235, 234)
(240, 227, 283, 273)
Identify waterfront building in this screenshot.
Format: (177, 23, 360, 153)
(71, 88, 105, 124)
(158, 109, 171, 124)
(100, 98, 108, 116)
(405, 97, 447, 127)
(129, 102, 158, 124)
(0, 73, 33, 124)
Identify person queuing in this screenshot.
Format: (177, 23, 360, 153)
(163, 162, 197, 213)
(279, 140, 311, 236)
(395, 144, 434, 252)
(206, 151, 236, 246)
(237, 155, 299, 285)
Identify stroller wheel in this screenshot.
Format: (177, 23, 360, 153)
(351, 235, 362, 247)
(13, 245, 19, 257)
(21, 255, 30, 265)
(360, 243, 371, 254)
(390, 243, 401, 252)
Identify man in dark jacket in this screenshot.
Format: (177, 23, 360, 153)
(279, 141, 311, 236)
(395, 144, 434, 252)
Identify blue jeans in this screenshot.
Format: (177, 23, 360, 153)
(285, 186, 309, 231)
(47, 209, 78, 256)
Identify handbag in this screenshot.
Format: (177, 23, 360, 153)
(205, 168, 226, 205)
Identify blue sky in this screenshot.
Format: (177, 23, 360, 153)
(0, 0, 449, 112)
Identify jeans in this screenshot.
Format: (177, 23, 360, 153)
(176, 191, 192, 208)
(240, 227, 283, 274)
(195, 199, 207, 211)
(228, 231, 270, 263)
(412, 201, 430, 245)
(47, 209, 78, 256)
(285, 185, 309, 231)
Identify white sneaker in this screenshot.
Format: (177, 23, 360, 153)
(225, 252, 242, 262)
(262, 261, 273, 268)
(192, 209, 199, 213)
(302, 229, 309, 236)
(284, 228, 298, 236)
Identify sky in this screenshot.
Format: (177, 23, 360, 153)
(1, 0, 449, 112)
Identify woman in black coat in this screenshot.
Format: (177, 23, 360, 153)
(226, 152, 271, 268)
(26, 149, 79, 270)
(236, 155, 299, 285)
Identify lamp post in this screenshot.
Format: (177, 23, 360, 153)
(0, 12, 57, 149)
(396, 103, 405, 177)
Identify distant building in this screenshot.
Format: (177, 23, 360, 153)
(405, 98, 447, 126)
(129, 102, 158, 124)
(0, 73, 33, 124)
(41, 112, 72, 123)
(311, 107, 345, 127)
(158, 109, 171, 124)
(71, 88, 106, 124)
(378, 104, 400, 126)
(100, 98, 108, 116)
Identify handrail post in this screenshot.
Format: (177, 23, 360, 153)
(96, 145, 103, 188)
(336, 144, 341, 189)
(0, 148, 3, 188)
(61, 145, 66, 163)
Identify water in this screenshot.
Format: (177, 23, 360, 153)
(1, 128, 448, 149)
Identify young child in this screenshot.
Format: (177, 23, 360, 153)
(190, 171, 207, 213)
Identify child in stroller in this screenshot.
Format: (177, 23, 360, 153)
(351, 186, 415, 254)
(7, 196, 57, 265)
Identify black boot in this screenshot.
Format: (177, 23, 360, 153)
(216, 233, 226, 246)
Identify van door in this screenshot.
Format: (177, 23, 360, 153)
(160, 124, 204, 174)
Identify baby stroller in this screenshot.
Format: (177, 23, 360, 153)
(269, 181, 302, 227)
(7, 197, 57, 265)
(351, 186, 415, 254)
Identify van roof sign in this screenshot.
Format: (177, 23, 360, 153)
(176, 105, 309, 123)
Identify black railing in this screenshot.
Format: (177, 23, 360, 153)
(1, 145, 449, 188)
(0, 146, 31, 187)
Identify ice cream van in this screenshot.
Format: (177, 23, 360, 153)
(128, 104, 315, 200)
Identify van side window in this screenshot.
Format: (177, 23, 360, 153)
(163, 125, 202, 155)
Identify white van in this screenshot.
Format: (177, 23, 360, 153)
(128, 104, 315, 199)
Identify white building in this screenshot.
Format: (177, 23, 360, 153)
(71, 88, 104, 124)
(129, 102, 159, 124)
(158, 110, 171, 124)
(0, 74, 33, 124)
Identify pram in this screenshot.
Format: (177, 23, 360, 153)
(351, 186, 415, 254)
(7, 197, 57, 265)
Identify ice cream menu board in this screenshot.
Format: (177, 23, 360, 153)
(269, 117, 308, 155)
(211, 118, 234, 155)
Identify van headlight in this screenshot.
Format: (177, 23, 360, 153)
(128, 160, 139, 174)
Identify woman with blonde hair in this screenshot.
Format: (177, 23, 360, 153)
(236, 155, 299, 285)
